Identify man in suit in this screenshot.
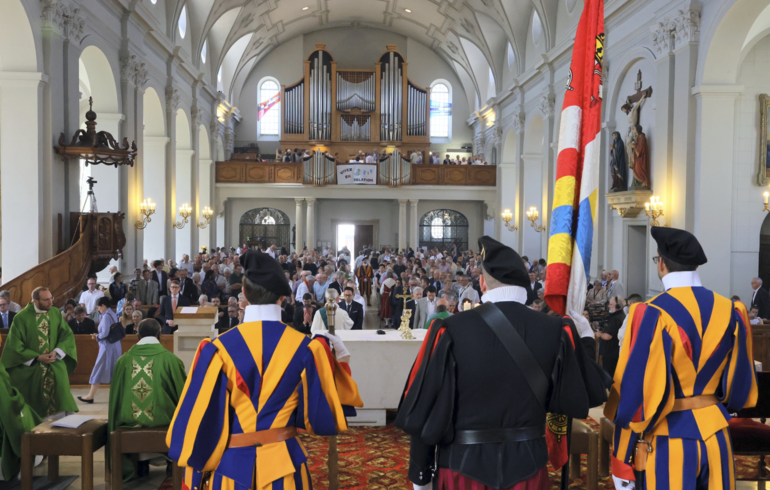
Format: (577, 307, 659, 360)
(412, 285, 438, 330)
(177, 268, 198, 305)
(406, 286, 423, 329)
(67, 306, 97, 334)
(216, 304, 240, 334)
(152, 259, 169, 297)
(136, 269, 160, 306)
(0, 296, 16, 329)
(752, 277, 770, 319)
(606, 269, 625, 300)
(339, 287, 364, 330)
(158, 280, 191, 334)
(327, 271, 345, 296)
(293, 293, 317, 335)
(526, 271, 542, 305)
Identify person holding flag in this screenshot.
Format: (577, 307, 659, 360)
(396, 236, 606, 490)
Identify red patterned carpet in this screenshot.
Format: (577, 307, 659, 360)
(298, 421, 766, 490)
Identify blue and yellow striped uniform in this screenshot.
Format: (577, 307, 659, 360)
(605, 285, 758, 490)
(167, 318, 360, 490)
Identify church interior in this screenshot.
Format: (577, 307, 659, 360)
(2, 0, 770, 488)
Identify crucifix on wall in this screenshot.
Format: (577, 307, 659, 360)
(618, 70, 653, 190)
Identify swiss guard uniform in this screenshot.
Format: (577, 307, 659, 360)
(396, 236, 609, 490)
(606, 227, 758, 490)
(167, 251, 362, 490)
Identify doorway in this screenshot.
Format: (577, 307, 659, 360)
(335, 224, 374, 256)
(337, 224, 355, 256)
(626, 225, 648, 298)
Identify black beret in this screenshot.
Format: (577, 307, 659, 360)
(239, 250, 292, 297)
(651, 226, 707, 266)
(478, 236, 530, 288)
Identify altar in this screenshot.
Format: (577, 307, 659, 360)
(336, 328, 426, 426)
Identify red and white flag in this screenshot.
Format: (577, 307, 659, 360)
(258, 93, 280, 120)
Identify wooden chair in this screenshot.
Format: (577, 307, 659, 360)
(728, 371, 770, 480)
(599, 416, 615, 478)
(569, 419, 598, 490)
(110, 426, 182, 490)
(21, 419, 108, 490)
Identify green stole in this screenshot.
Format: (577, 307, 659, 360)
(107, 342, 187, 481)
(424, 311, 451, 329)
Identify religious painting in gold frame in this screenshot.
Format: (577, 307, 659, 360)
(758, 94, 770, 185)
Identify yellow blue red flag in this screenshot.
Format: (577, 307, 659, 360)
(544, 0, 604, 316)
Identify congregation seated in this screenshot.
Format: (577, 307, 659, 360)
(68, 305, 97, 334)
(108, 318, 187, 481)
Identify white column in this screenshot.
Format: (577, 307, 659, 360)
(521, 153, 544, 260)
(198, 158, 213, 251)
(692, 85, 741, 297)
(143, 136, 170, 263)
(398, 199, 408, 252)
(409, 199, 419, 252)
(175, 148, 195, 261)
(295, 198, 304, 252)
(0, 73, 46, 280)
(306, 198, 316, 251)
(499, 162, 519, 249)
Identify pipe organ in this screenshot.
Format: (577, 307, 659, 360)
(280, 44, 430, 157)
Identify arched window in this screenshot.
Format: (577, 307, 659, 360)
(201, 40, 207, 64)
(430, 81, 451, 140)
(239, 208, 291, 248)
(420, 209, 469, 250)
(258, 78, 281, 136)
(178, 5, 187, 39)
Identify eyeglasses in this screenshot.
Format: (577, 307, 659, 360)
(652, 256, 660, 265)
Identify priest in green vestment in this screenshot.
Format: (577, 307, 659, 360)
(423, 298, 451, 329)
(108, 318, 187, 481)
(0, 287, 78, 418)
(0, 360, 41, 481)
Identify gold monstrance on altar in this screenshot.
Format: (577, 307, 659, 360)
(396, 290, 414, 339)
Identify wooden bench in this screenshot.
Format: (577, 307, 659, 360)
(569, 419, 598, 490)
(599, 416, 615, 478)
(20, 419, 108, 490)
(110, 426, 182, 490)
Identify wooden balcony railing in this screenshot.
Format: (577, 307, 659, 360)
(215, 161, 496, 186)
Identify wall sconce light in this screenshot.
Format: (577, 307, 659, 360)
(173, 203, 193, 229)
(135, 199, 156, 229)
(644, 196, 667, 227)
(501, 209, 517, 231)
(197, 206, 214, 229)
(764, 192, 769, 212)
(526, 206, 545, 232)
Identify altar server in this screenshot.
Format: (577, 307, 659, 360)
(167, 250, 355, 490)
(397, 236, 607, 490)
(606, 227, 758, 490)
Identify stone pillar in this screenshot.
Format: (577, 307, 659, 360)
(539, 90, 556, 255)
(0, 73, 47, 279)
(143, 136, 170, 262)
(198, 158, 213, 251)
(409, 199, 419, 252)
(692, 85, 741, 298)
(165, 86, 180, 262)
(119, 54, 148, 273)
(306, 198, 316, 251)
(175, 149, 195, 261)
(398, 199, 408, 252)
(295, 198, 304, 252)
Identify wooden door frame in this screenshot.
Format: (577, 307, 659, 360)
(331, 219, 380, 255)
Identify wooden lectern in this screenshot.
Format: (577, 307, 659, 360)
(172, 306, 218, 371)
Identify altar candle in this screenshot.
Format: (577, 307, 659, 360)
(645, 202, 650, 212)
(765, 192, 768, 204)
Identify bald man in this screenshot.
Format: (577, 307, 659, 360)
(422, 297, 451, 330)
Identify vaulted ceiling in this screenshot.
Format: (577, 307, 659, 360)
(161, 0, 569, 109)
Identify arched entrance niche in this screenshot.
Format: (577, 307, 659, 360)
(239, 208, 291, 248)
(0, 0, 42, 279)
(176, 109, 194, 261)
(143, 87, 167, 263)
(198, 124, 212, 250)
(419, 209, 469, 251)
(522, 115, 545, 260)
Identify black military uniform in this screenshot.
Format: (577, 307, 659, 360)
(396, 236, 609, 490)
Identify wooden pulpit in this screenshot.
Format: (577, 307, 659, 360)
(172, 306, 218, 371)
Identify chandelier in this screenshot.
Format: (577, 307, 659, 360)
(55, 97, 137, 167)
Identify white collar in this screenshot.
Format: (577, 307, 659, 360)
(137, 336, 160, 345)
(481, 285, 528, 305)
(242, 304, 282, 323)
(661, 271, 702, 291)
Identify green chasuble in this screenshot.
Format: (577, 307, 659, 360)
(423, 311, 451, 329)
(0, 303, 78, 417)
(0, 361, 41, 480)
(108, 341, 187, 481)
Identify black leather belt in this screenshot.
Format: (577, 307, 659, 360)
(453, 425, 545, 445)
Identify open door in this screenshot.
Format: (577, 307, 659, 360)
(355, 225, 374, 253)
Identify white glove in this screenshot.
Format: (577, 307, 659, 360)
(612, 476, 634, 489)
(317, 332, 350, 361)
(568, 309, 595, 339)
(413, 483, 432, 490)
